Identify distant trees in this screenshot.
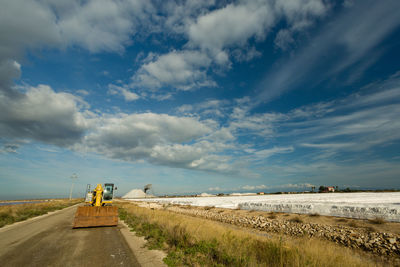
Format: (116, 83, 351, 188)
(318, 186, 326, 193)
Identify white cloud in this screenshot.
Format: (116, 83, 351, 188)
(253, 146, 294, 158)
(188, 1, 274, 58)
(273, 0, 329, 50)
(0, 0, 153, 59)
(56, 0, 145, 53)
(300, 143, 355, 149)
(76, 89, 90, 96)
(208, 186, 221, 191)
(161, 0, 216, 35)
(132, 50, 215, 92)
(129, 0, 331, 94)
(108, 84, 139, 101)
(77, 113, 238, 172)
(281, 183, 315, 189)
(274, 29, 294, 50)
(0, 84, 89, 146)
(241, 184, 268, 191)
(0, 60, 21, 94)
(260, 76, 400, 158)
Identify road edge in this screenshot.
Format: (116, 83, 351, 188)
(0, 203, 80, 233)
(118, 220, 167, 267)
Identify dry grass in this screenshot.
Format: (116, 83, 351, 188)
(348, 221, 359, 228)
(369, 217, 386, 225)
(117, 202, 381, 267)
(309, 213, 320, 217)
(366, 226, 377, 232)
(289, 216, 303, 223)
(0, 199, 82, 228)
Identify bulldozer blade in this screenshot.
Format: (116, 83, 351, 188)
(73, 206, 118, 228)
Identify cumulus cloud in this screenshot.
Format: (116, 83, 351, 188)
(0, 0, 155, 149)
(188, 1, 274, 59)
(132, 50, 215, 92)
(0, 60, 21, 95)
(2, 0, 398, 181)
(0, 0, 154, 80)
(0, 0, 154, 98)
(77, 113, 237, 172)
(161, 0, 216, 34)
(129, 0, 331, 94)
(0, 84, 89, 146)
(56, 0, 153, 53)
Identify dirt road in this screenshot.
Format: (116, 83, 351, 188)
(0, 205, 140, 267)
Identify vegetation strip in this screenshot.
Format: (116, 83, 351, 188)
(160, 203, 400, 258)
(0, 199, 82, 228)
(118, 202, 383, 267)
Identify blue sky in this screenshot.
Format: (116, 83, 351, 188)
(1, 0, 400, 199)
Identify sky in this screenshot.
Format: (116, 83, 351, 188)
(1, 0, 400, 199)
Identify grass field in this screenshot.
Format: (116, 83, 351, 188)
(117, 201, 385, 267)
(0, 199, 82, 228)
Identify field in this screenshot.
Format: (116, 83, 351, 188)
(124, 192, 400, 222)
(0, 199, 82, 228)
(117, 201, 389, 267)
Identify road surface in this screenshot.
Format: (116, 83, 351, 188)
(0, 205, 140, 267)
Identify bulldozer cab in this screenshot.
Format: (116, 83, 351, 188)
(102, 183, 114, 203)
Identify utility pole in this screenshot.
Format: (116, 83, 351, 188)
(69, 173, 78, 200)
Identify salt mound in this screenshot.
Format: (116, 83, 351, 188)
(122, 189, 147, 199)
(230, 192, 257, 196)
(198, 192, 215, 197)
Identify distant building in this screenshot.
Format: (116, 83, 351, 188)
(257, 192, 265, 195)
(319, 185, 335, 193)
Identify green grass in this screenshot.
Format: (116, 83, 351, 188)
(0, 199, 82, 228)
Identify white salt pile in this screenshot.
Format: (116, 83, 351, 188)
(123, 189, 148, 199)
(198, 192, 215, 197)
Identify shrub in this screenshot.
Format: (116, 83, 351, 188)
(348, 221, 358, 228)
(290, 217, 303, 223)
(368, 217, 386, 225)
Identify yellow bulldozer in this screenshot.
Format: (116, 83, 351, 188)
(73, 183, 119, 228)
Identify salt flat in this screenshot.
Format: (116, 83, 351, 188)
(125, 192, 400, 222)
